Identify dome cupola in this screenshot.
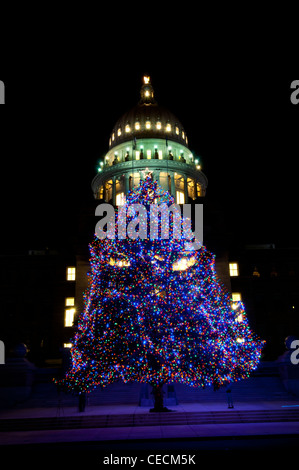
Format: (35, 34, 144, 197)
(109, 76, 189, 149)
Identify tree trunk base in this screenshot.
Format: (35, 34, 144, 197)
(78, 393, 86, 412)
(149, 406, 173, 412)
(150, 383, 175, 412)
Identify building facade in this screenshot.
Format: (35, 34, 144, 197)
(228, 244, 299, 359)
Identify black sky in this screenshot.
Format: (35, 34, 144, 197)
(0, 41, 298, 252)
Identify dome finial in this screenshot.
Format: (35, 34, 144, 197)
(140, 75, 156, 105)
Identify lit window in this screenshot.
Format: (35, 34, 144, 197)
(253, 266, 260, 277)
(105, 179, 113, 201)
(135, 150, 140, 160)
(176, 191, 185, 204)
(166, 123, 171, 132)
(156, 121, 162, 130)
(175, 126, 179, 135)
(116, 192, 125, 206)
(117, 128, 122, 136)
(229, 263, 239, 277)
(65, 308, 75, 327)
(130, 172, 140, 188)
(67, 267, 76, 281)
(135, 122, 140, 130)
(64, 343, 72, 348)
(187, 177, 196, 200)
(145, 120, 151, 129)
(65, 297, 75, 306)
(232, 292, 242, 303)
(112, 133, 115, 141)
(125, 124, 131, 133)
(147, 149, 151, 159)
(158, 150, 163, 159)
(145, 90, 150, 97)
(98, 186, 104, 199)
(182, 131, 185, 139)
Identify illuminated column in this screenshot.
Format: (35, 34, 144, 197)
(124, 173, 130, 195)
(184, 175, 188, 203)
(170, 173, 175, 197)
(112, 176, 116, 205)
(194, 180, 198, 199)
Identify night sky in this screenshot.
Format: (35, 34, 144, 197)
(1, 45, 298, 253)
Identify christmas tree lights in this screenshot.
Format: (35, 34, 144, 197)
(58, 175, 264, 404)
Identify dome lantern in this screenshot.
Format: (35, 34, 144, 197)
(139, 76, 156, 105)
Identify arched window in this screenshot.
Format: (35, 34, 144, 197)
(116, 192, 125, 206)
(116, 177, 124, 195)
(105, 179, 113, 202)
(187, 178, 196, 200)
(129, 173, 140, 190)
(196, 182, 202, 197)
(159, 172, 169, 191)
(98, 185, 104, 199)
(174, 173, 185, 203)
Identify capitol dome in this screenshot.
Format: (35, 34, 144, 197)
(92, 76, 207, 206)
(109, 76, 188, 149)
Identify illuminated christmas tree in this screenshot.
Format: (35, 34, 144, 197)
(59, 175, 264, 411)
